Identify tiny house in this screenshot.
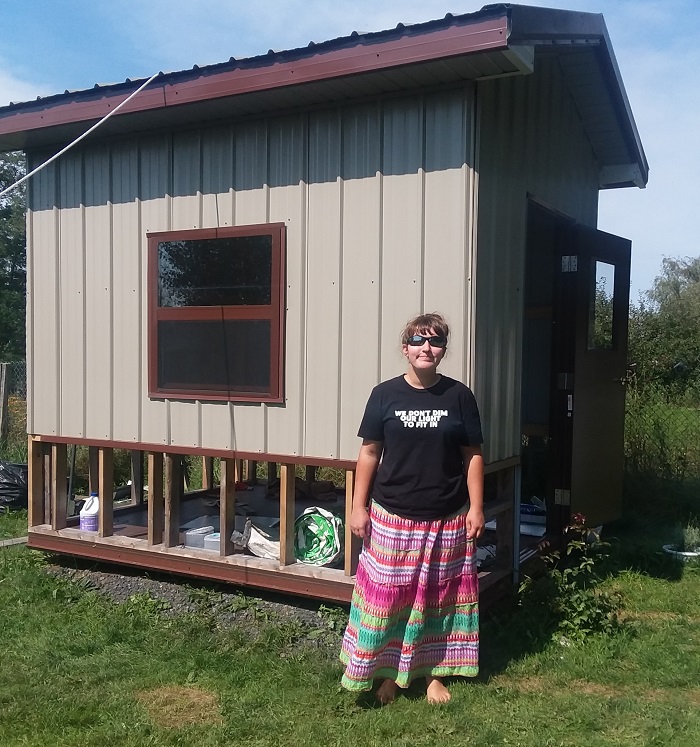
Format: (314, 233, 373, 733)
(0, 4, 647, 601)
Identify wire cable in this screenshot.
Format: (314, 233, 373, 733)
(0, 71, 162, 199)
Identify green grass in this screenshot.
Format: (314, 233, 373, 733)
(0, 508, 27, 539)
(1, 516, 700, 746)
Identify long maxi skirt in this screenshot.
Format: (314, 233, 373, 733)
(340, 501, 479, 691)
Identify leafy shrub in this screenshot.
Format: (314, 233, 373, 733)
(519, 513, 623, 642)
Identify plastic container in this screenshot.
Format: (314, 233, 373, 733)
(203, 532, 220, 551)
(184, 525, 215, 548)
(79, 492, 99, 532)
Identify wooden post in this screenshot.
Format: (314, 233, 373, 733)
(279, 463, 296, 567)
(219, 458, 238, 557)
(130, 450, 144, 505)
(201, 456, 214, 490)
(164, 454, 182, 548)
(88, 446, 99, 494)
(42, 449, 51, 524)
(247, 460, 258, 485)
(27, 436, 44, 528)
(305, 465, 316, 484)
(266, 461, 277, 485)
(147, 452, 164, 546)
(98, 447, 114, 537)
(50, 443, 67, 530)
(344, 469, 361, 576)
(0, 363, 9, 443)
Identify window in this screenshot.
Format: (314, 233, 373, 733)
(148, 224, 285, 402)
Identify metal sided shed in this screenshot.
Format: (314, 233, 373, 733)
(0, 4, 647, 602)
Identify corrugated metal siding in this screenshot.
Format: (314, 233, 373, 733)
(26, 84, 479, 461)
(474, 55, 600, 462)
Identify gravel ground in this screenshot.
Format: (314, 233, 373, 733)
(43, 554, 348, 652)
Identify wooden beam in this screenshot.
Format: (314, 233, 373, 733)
(27, 436, 44, 528)
(88, 446, 99, 494)
(279, 463, 296, 567)
(42, 449, 51, 524)
(147, 452, 164, 546)
(219, 458, 237, 556)
(50, 443, 67, 530)
(130, 450, 144, 505)
(201, 456, 214, 490)
(344, 469, 361, 576)
(267, 461, 277, 485)
(246, 460, 258, 484)
(164, 454, 182, 549)
(98, 447, 114, 538)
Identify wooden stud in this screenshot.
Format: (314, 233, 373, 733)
(266, 461, 277, 485)
(344, 469, 361, 576)
(279, 463, 296, 567)
(42, 449, 52, 524)
(98, 447, 114, 538)
(147, 452, 164, 546)
(305, 465, 316, 484)
(88, 446, 99, 494)
(50, 443, 67, 531)
(164, 454, 182, 548)
(247, 460, 258, 485)
(219, 458, 238, 557)
(27, 436, 44, 528)
(201, 456, 214, 490)
(130, 450, 144, 505)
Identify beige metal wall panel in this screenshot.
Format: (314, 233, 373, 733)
(224, 122, 269, 453)
(304, 110, 342, 458)
(58, 153, 85, 437)
(474, 57, 600, 462)
(83, 148, 113, 440)
(112, 144, 142, 443)
(169, 131, 205, 449)
(202, 128, 234, 227)
(266, 115, 308, 456)
(138, 136, 170, 445)
(338, 104, 382, 458)
(200, 130, 236, 451)
(380, 98, 424, 381)
(423, 90, 473, 385)
(27, 158, 60, 436)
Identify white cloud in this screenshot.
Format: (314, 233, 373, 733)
(0, 66, 53, 108)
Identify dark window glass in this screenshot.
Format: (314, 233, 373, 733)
(158, 320, 271, 391)
(158, 235, 272, 307)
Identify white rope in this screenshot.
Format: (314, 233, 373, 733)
(0, 71, 162, 199)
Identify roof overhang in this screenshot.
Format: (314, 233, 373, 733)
(0, 3, 647, 188)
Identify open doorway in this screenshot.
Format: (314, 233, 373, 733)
(521, 200, 631, 539)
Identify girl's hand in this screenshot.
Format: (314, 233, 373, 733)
(466, 507, 485, 540)
(350, 506, 371, 539)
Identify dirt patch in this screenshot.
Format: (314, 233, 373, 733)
(569, 679, 620, 698)
(136, 685, 223, 728)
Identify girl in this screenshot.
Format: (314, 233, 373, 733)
(340, 312, 484, 704)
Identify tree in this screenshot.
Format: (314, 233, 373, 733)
(628, 256, 700, 402)
(0, 152, 26, 361)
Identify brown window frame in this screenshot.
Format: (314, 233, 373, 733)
(147, 223, 285, 403)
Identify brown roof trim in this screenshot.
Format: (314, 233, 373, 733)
(0, 13, 508, 138)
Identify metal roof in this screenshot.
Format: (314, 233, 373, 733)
(0, 3, 647, 187)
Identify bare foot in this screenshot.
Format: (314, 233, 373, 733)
(376, 679, 399, 704)
(426, 676, 451, 704)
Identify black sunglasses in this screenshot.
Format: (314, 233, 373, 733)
(406, 334, 447, 348)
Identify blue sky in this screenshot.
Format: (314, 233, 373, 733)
(1, 0, 698, 298)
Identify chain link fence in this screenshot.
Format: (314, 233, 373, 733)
(625, 384, 700, 481)
(3, 360, 26, 399)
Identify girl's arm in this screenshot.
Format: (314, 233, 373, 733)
(461, 444, 485, 539)
(349, 439, 383, 538)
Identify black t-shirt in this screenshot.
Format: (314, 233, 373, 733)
(357, 374, 483, 520)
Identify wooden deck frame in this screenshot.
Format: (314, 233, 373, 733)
(25, 435, 520, 603)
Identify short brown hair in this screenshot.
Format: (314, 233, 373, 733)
(400, 312, 450, 345)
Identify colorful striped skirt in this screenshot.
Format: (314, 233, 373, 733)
(340, 501, 479, 692)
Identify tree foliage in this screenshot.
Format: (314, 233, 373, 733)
(628, 256, 700, 403)
(0, 152, 26, 361)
